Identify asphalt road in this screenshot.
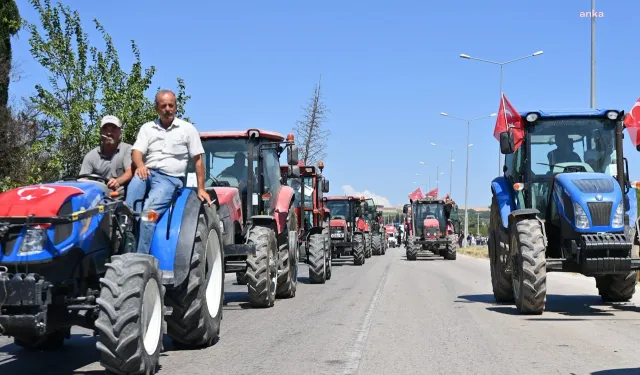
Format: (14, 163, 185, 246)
(2, 246, 640, 375)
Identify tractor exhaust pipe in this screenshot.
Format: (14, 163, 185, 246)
(615, 117, 625, 195)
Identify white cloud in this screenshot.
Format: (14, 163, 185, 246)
(341, 185, 392, 207)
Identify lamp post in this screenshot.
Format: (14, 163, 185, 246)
(440, 112, 497, 246)
(431, 142, 465, 196)
(590, 0, 596, 107)
(459, 50, 543, 174)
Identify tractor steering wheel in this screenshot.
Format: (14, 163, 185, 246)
(73, 174, 111, 184)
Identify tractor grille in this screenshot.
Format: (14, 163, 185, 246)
(572, 179, 614, 193)
(587, 202, 612, 227)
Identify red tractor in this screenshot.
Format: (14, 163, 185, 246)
(324, 196, 368, 265)
(403, 196, 460, 261)
(281, 161, 332, 283)
(187, 129, 300, 308)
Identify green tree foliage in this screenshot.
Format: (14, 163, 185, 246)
(0, 0, 20, 108)
(23, 0, 191, 182)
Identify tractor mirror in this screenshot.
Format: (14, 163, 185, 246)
(288, 145, 299, 165)
(289, 165, 300, 177)
(323, 179, 330, 193)
(499, 131, 515, 154)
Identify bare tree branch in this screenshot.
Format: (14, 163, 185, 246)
(293, 76, 330, 166)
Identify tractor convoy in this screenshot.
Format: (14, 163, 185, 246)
(0, 128, 394, 374)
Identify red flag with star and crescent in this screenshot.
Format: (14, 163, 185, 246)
(623, 97, 640, 148)
(0, 184, 85, 217)
(494, 93, 524, 151)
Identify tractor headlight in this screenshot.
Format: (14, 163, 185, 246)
(19, 228, 46, 255)
(612, 203, 624, 228)
(573, 202, 590, 229)
(606, 110, 619, 120)
(526, 113, 539, 122)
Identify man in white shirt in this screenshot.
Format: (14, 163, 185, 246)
(126, 89, 211, 254)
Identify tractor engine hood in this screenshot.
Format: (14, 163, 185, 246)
(553, 172, 625, 232)
(423, 218, 439, 228)
(330, 219, 347, 228)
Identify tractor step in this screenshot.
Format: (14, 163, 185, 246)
(224, 260, 247, 273)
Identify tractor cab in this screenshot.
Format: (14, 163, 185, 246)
(498, 109, 635, 259)
(283, 161, 330, 237)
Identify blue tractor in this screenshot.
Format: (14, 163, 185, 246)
(0, 174, 224, 374)
(490, 108, 640, 314)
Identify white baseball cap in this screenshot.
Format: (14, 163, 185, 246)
(100, 115, 122, 128)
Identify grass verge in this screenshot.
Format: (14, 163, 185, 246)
(458, 245, 489, 258)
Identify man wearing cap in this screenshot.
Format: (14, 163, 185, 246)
(79, 115, 133, 194)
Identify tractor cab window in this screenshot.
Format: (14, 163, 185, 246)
(186, 138, 257, 190)
(414, 203, 445, 234)
(527, 117, 617, 218)
(326, 200, 350, 221)
(288, 176, 313, 209)
(260, 148, 282, 211)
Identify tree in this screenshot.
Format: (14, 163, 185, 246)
(293, 76, 329, 166)
(24, 0, 190, 181)
(0, 0, 20, 109)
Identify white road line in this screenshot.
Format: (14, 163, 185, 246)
(341, 261, 391, 375)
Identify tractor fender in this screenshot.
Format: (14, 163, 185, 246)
(250, 214, 277, 232)
(274, 186, 295, 234)
(491, 176, 518, 230)
(307, 225, 324, 237)
(150, 188, 209, 287)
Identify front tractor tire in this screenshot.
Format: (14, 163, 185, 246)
(276, 208, 299, 299)
(308, 233, 327, 283)
(236, 272, 246, 285)
(406, 236, 417, 261)
(511, 218, 547, 314)
(372, 234, 382, 256)
(323, 228, 332, 280)
(364, 233, 372, 258)
(245, 225, 278, 308)
(166, 209, 224, 348)
(95, 253, 165, 375)
(353, 234, 365, 265)
(489, 197, 514, 302)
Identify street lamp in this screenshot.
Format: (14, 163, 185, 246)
(431, 142, 467, 196)
(459, 50, 543, 174)
(440, 112, 497, 246)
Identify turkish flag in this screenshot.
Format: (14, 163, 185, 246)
(425, 187, 438, 198)
(408, 187, 424, 201)
(624, 98, 640, 147)
(494, 93, 524, 151)
(0, 184, 85, 217)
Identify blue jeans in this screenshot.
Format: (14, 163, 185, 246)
(125, 169, 183, 254)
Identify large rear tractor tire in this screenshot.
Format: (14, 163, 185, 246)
(364, 233, 372, 258)
(308, 233, 326, 283)
(489, 196, 514, 302)
(511, 218, 547, 314)
(245, 225, 278, 308)
(95, 253, 165, 375)
(276, 208, 299, 299)
(166, 208, 224, 347)
(444, 239, 457, 260)
(353, 234, 365, 265)
(323, 227, 332, 280)
(406, 236, 417, 261)
(372, 234, 381, 255)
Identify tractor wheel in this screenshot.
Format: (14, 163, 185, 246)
(489, 196, 514, 302)
(444, 239, 457, 260)
(324, 227, 332, 280)
(245, 225, 278, 308)
(14, 328, 67, 350)
(276, 208, 298, 298)
(165, 208, 224, 347)
(353, 234, 365, 265)
(364, 234, 372, 258)
(372, 234, 381, 255)
(406, 236, 417, 261)
(236, 272, 246, 285)
(95, 253, 165, 375)
(596, 241, 638, 302)
(511, 218, 547, 314)
(308, 233, 326, 283)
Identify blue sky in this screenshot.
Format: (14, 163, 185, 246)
(9, 0, 640, 208)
